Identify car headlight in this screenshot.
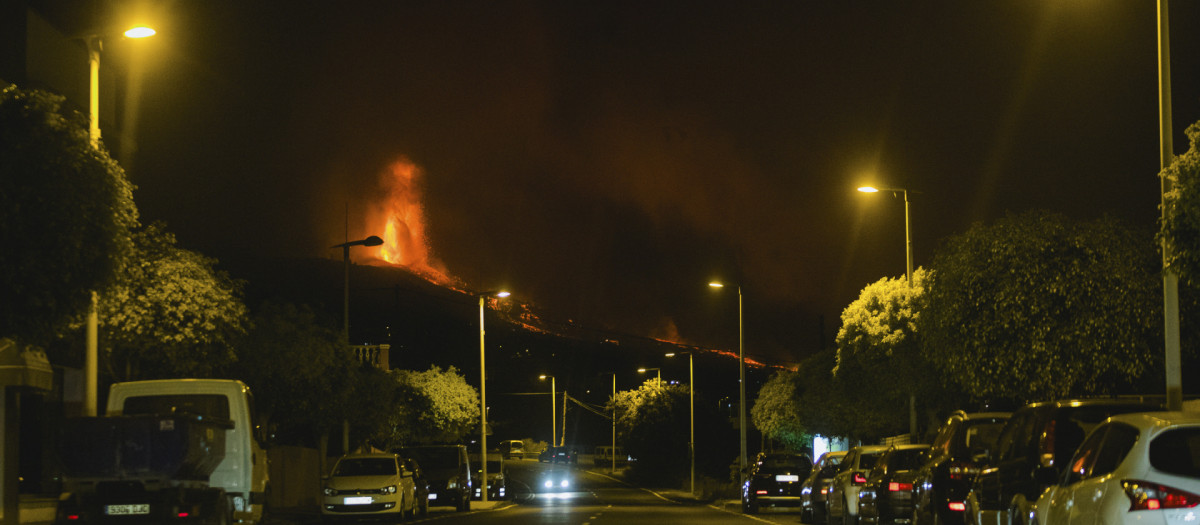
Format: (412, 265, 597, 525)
(543, 480, 553, 488)
(323, 487, 334, 496)
(447, 479, 458, 490)
(383, 485, 397, 494)
(560, 480, 569, 488)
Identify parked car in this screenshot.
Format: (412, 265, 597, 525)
(401, 457, 430, 517)
(742, 452, 814, 514)
(470, 456, 507, 500)
(1033, 411, 1200, 525)
(539, 446, 578, 464)
(858, 444, 930, 525)
(321, 452, 419, 521)
(593, 446, 633, 467)
(910, 411, 1011, 525)
(395, 445, 473, 512)
(803, 450, 849, 525)
(499, 439, 525, 460)
(828, 445, 891, 525)
(964, 398, 1161, 525)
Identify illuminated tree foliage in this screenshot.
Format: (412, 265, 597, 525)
(387, 366, 479, 446)
(1162, 122, 1200, 286)
(608, 379, 690, 482)
(0, 87, 138, 342)
(922, 211, 1159, 401)
(99, 222, 248, 379)
(751, 370, 811, 451)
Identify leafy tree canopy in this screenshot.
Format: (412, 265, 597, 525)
(608, 379, 690, 481)
(1161, 122, 1200, 286)
(922, 210, 1159, 401)
(100, 222, 248, 380)
(388, 366, 479, 446)
(0, 87, 138, 342)
(751, 370, 810, 451)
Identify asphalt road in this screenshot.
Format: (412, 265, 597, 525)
(284, 458, 809, 525)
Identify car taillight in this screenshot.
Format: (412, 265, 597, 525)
(853, 473, 867, 484)
(1124, 480, 1200, 511)
(948, 502, 966, 512)
(821, 487, 829, 495)
(889, 482, 913, 492)
(948, 461, 980, 480)
(757, 490, 768, 495)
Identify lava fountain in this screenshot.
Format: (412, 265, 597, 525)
(371, 157, 457, 287)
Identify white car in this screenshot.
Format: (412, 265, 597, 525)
(828, 445, 891, 525)
(1032, 412, 1200, 525)
(322, 452, 419, 521)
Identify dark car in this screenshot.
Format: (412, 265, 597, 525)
(909, 411, 1010, 525)
(858, 444, 930, 525)
(396, 445, 472, 512)
(802, 450, 849, 524)
(964, 399, 1162, 525)
(538, 466, 575, 493)
(401, 457, 431, 516)
(470, 457, 507, 500)
(742, 452, 814, 514)
(538, 446, 577, 464)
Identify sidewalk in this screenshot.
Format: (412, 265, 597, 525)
(10, 495, 56, 524)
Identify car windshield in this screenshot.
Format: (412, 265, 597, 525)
(401, 448, 459, 469)
(858, 452, 882, 470)
(475, 460, 502, 473)
(959, 421, 1007, 455)
(334, 458, 396, 477)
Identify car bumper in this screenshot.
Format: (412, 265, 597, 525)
(321, 494, 402, 515)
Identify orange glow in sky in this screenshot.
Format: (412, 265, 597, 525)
(373, 157, 455, 286)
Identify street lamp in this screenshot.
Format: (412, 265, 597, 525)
(666, 351, 695, 495)
(539, 374, 556, 447)
(856, 186, 912, 286)
(857, 185, 918, 439)
(708, 281, 746, 482)
(637, 367, 661, 382)
(478, 290, 510, 503)
(82, 25, 157, 417)
(332, 236, 384, 342)
(611, 372, 617, 473)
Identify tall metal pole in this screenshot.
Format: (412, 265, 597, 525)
(688, 352, 695, 496)
(1158, 0, 1182, 412)
(550, 377, 556, 450)
(612, 373, 617, 473)
(738, 286, 747, 481)
(342, 245, 350, 341)
(903, 189, 917, 440)
(84, 38, 101, 417)
(479, 295, 489, 503)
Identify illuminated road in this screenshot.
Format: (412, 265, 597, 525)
(400, 458, 807, 525)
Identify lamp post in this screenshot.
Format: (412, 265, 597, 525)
(637, 367, 661, 382)
(708, 281, 746, 482)
(666, 351, 695, 495)
(1158, 0, 1182, 412)
(82, 25, 156, 417)
(332, 236, 384, 342)
(539, 375, 556, 449)
(857, 185, 918, 439)
(612, 372, 617, 473)
(478, 290, 510, 503)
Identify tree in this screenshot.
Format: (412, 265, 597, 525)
(922, 211, 1159, 401)
(1161, 121, 1200, 286)
(230, 300, 351, 445)
(0, 87, 138, 342)
(608, 379, 690, 482)
(834, 268, 953, 438)
(386, 366, 479, 446)
(100, 222, 248, 380)
(751, 370, 810, 451)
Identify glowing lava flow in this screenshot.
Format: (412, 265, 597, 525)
(372, 157, 458, 288)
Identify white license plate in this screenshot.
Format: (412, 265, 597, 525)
(776, 474, 800, 482)
(105, 504, 150, 515)
(344, 496, 373, 505)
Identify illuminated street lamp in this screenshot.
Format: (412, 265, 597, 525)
(637, 367, 661, 382)
(857, 186, 912, 287)
(332, 236, 384, 342)
(708, 281, 746, 482)
(478, 290, 510, 503)
(82, 24, 157, 417)
(666, 351, 695, 495)
(857, 185, 918, 439)
(539, 374, 556, 447)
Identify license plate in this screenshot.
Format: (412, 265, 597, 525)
(776, 474, 800, 482)
(105, 504, 150, 515)
(344, 496, 373, 505)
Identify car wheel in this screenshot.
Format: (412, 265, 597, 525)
(419, 496, 429, 517)
(458, 494, 470, 512)
(803, 506, 814, 523)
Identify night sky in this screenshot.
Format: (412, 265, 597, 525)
(104, 1, 1200, 365)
